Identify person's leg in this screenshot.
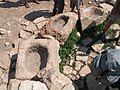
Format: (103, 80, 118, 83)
(70, 0, 76, 12)
(58, 0, 64, 14)
(24, 0, 30, 8)
(32, 0, 39, 4)
(52, 0, 58, 16)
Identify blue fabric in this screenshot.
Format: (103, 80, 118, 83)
(91, 48, 120, 85)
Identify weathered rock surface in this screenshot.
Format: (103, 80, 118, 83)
(99, 3, 113, 14)
(39, 12, 78, 45)
(0, 52, 10, 70)
(8, 79, 48, 90)
(19, 80, 48, 90)
(37, 68, 75, 90)
(15, 37, 60, 79)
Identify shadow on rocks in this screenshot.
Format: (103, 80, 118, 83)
(24, 10, 52, 21)
(0, 0, 25, 8)
(7, 54, 18, 87)
(72, 76, 89, 90)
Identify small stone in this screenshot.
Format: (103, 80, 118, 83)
(62, 84, 76, 90)
(0, 28, 7, 35)
(43, 35, 55, 39)
(75, 61, 84, 71)
(76, 32, 80, 37)
(89, 51, 96, 58)
(25, 22, 37, 32)
(63, 65, 73, 74)
(92, 43, 104, 52)
(79, 65, 91, 77)
(72, 70, 77, 75)
(76, 55, 88, 63)
(33, 17, 48, 24)
(19, 29, 32, 39)
(110, 24, 120, 30)
(99, 3, 113, 14)
(88, 1, 92, 4)
(4, 42, 10, 47)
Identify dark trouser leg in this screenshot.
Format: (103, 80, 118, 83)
(53, 0, 58, 16)
(70, 0, 76, 12)
(57, 0, 64, 14)
(24, 0, 30, 8)
(32, 0, 39, 4)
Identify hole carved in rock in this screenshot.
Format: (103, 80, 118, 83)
(26, 45, 48, 74)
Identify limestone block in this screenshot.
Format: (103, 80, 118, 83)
(74, 61, 84, 71)
(19, 29, 33, 39)
(0, 52, 10, 70)
(92, 43, 104, 52)
(63, 65, 73, 74)
(79, 65, 91, 77)
(37, 68, 73, 90)
(21, 21, 37, 33)
(39, 12, 78, 45)
(81, 6, 105, 30)
(15, 37, 60, 79)
(99, 3, 113, 14)
(33, 17, 49, 24)
(19, 80, 48, 90)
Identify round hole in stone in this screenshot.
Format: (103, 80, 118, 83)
(52, 15, 69, 29)
(26, 45, 48, 74)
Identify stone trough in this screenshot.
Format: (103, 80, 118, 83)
(15, 37, 60, 79)
(39, 12, 78, 45)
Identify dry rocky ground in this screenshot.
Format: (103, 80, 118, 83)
(0, 0, 95, 52)
(0, 0, 120, 90)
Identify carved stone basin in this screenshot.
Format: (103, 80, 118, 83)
(15, 37, 60, 79)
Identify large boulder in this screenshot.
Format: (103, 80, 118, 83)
(39, 12, 78, 45)
(15, 36, 60, 79)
